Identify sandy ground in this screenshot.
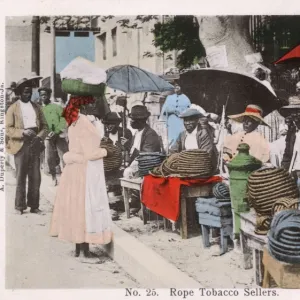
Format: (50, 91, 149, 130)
(115, 212, 255, 288)
(5, 169, 140, 289)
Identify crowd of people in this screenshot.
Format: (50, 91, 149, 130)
(5, 60, 300, 257)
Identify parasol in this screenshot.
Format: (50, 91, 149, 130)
(106, 65, 174, 165)
(274, 44, 300, 65)
(178, 68, 281, 117)
(106, 65, 174, 94)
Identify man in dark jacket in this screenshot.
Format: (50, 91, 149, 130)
(123, 105, 161, 178)
(170, 108, 218, 172)
(122, 105, 161, 217)
(280, 91, 300, 183)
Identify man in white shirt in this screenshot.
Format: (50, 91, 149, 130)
(102, 112, 132, 152)
(6, 78, 48, 215)
(169, 108, 218, 172)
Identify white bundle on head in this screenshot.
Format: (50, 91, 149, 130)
(60, 57, 107, 85)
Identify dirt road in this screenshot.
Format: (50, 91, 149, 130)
(5, 170, 139, 289)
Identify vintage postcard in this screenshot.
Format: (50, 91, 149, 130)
(1, 0, 300, 299)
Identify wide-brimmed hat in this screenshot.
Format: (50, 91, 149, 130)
(179, 108, 204, 119)
(128, 105, 150, 120)
(15, 78, 36, 95)
(279, 96, 300, 117)
(102, 112, 122, 124)
(38, 87, 52, 94)
(228, 104, 270, 127)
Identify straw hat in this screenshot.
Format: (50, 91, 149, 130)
(228, 104, 270, 127)
(15, 78, 36, 95)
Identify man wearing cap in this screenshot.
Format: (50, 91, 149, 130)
(160, 84, 191, 147)
(280, 89, 300, 183)
(102, 111, 133, 151)
(39, 87, 68, 186)
(6, 78, 48, 215)
(223, 104, 270, 163)
(123, 105, 161, 179)
(169, 108, 218, 171)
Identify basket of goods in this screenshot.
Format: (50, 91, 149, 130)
(247, 167, 299, 235)
(268, 209, 300, 264)
(136, 152, 166, 177)
(100, 139, 122, 173)
(60, 57, 107, 96)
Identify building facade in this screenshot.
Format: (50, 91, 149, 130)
(94, 16, 177, 74)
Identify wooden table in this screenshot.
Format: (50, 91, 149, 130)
(180, 184, 212, 239)
(120, 178, 213, 239)
(120, 177, 143, 219)
(240, 210, 268, 286)
(262, 247, 300, 288)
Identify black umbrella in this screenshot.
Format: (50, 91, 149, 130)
(178, 68, 281, 117)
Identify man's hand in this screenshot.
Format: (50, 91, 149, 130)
(120, 137, 128, 146)
(23, 129, 36, 138)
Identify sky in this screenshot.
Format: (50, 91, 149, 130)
(56, 31, 95, 72)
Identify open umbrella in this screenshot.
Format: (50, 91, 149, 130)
(106, 65, 174, 93)
(274, 44, 300, 65)
(106, 65, 174, 165)
(178, 68, 281, 117)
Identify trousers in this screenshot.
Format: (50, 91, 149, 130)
(45, 137, 68, 176)
(14, 140, 41, 211)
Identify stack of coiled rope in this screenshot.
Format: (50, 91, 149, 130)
(150, 149, 213, 178)
(268, 209, 300, 264)
(213, 182, 231, 201)
(100, 139, 122, 173)
(136, 152, 165, 177)
(247, 167, 299, 235)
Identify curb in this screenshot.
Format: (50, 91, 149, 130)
(42, 174, 202, 288)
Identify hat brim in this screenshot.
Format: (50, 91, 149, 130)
(179, 113, 204, 119)
(228, 112, 270, 127)
(102, 118, 122, 124)
(279, 105, 300, 117)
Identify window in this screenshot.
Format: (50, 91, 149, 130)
(112, 27, 117, 57)
(99, 32, 107, 60)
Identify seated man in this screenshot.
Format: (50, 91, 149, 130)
(122, 105, 161, 216)
(123, 105, 161, 178)
(102, 111, 133, 151)
(169, 108, 218, 172)
(224, 104, 270, 163)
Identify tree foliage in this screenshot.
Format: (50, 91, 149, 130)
(152, 16, 205, 68)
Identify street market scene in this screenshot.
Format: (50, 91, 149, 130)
(5, 15, 300, 289)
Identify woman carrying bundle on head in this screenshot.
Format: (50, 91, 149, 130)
(49, 57, 113, 258)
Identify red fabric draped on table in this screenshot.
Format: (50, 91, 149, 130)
(141, 175, 222, 221)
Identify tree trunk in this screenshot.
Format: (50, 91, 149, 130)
(197, 16, 256, 74)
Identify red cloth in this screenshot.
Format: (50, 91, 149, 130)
(141, 175, 222, 221)
(62, 96, 95, 126)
